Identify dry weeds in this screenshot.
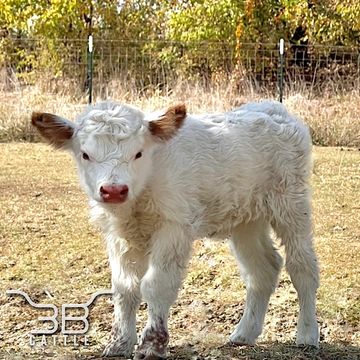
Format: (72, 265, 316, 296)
(0, 83, 360, 147)
(0, 144, 359, 360)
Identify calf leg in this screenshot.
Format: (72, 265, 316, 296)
(229, 220, 283, 345)
(272, 196, 319, 347)
(135, 224, 192, 359)
(103, 240, 148, 358)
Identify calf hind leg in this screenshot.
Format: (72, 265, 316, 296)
(272, 196, 320, 347)
(229, 220, 283, 345)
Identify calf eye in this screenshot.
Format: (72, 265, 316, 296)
(82, 152, 90, 160)
(135, 151, 142, 159)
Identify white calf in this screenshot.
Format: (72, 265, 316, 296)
(32, 100, 319, 359)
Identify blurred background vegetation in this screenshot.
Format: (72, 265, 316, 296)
(0, 1, 359, 147)
(0, 0, 359, 92)
(1, 0, 359, 45)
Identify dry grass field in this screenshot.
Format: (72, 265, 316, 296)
(0, 84, 360, 147)
(0, 142, 359, 360)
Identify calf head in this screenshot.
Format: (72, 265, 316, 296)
(31, 101, 186, 204)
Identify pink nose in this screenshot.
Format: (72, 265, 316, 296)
(100, 184, 129, 203)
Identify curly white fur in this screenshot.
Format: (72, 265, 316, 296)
(32, 100, 320, 359)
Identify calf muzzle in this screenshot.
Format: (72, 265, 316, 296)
(100, 184, 129, 203)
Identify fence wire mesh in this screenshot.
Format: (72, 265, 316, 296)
(0, 37, 359, 96)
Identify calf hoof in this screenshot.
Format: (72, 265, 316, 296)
(102, 338, 135, 358)
(229, 326, 258, 346)
(296, 335, 319, 348)
(134, 352, 166, 360)
(229, 337, 256, 347)
(135, 324, 168, 360)
(296, 320, 319, 348)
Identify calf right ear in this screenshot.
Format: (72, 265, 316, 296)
(31, 112, 75, 149)
(148, 103, 187, 141)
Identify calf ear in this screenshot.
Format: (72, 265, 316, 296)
(148, 103, 186, 141)
(31, 112, 75, 149)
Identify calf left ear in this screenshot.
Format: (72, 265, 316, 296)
(31, 112, 75, 149)
(148, 103, 186, 141)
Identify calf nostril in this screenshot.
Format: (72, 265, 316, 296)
(99, 186, 107, 195)
(120, 186, 128, 196)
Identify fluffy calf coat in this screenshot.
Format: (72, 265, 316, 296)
(32, 100, 320, 359)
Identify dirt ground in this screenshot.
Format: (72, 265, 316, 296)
(0, 144, 359, 360)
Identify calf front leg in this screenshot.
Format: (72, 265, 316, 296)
(103, 240, 148, 358)
(135, 223, 192, 359)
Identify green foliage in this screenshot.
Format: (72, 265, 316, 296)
(280, 0, 360, 45)
(0, 0, 171, 82)
(1, 0, 359, 45)
(167, 0, 243, 42)
(0, 0, 359, 88)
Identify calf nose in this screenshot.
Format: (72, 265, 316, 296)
(100, 184, 129, 203)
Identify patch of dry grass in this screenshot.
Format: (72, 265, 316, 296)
(0, 144, 359, 360)
(1, 83, 360, 147)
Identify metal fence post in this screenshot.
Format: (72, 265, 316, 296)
(87, 34, 94, 104)
(278, 38, 285, 103)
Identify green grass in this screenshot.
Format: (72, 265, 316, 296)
(0, 144, 359, 360)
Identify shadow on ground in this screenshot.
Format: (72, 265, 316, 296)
(71, 341, 360, 360)
(167, 341, 360, 360)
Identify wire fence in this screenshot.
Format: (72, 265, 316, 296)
(0, 37, 359, 98)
